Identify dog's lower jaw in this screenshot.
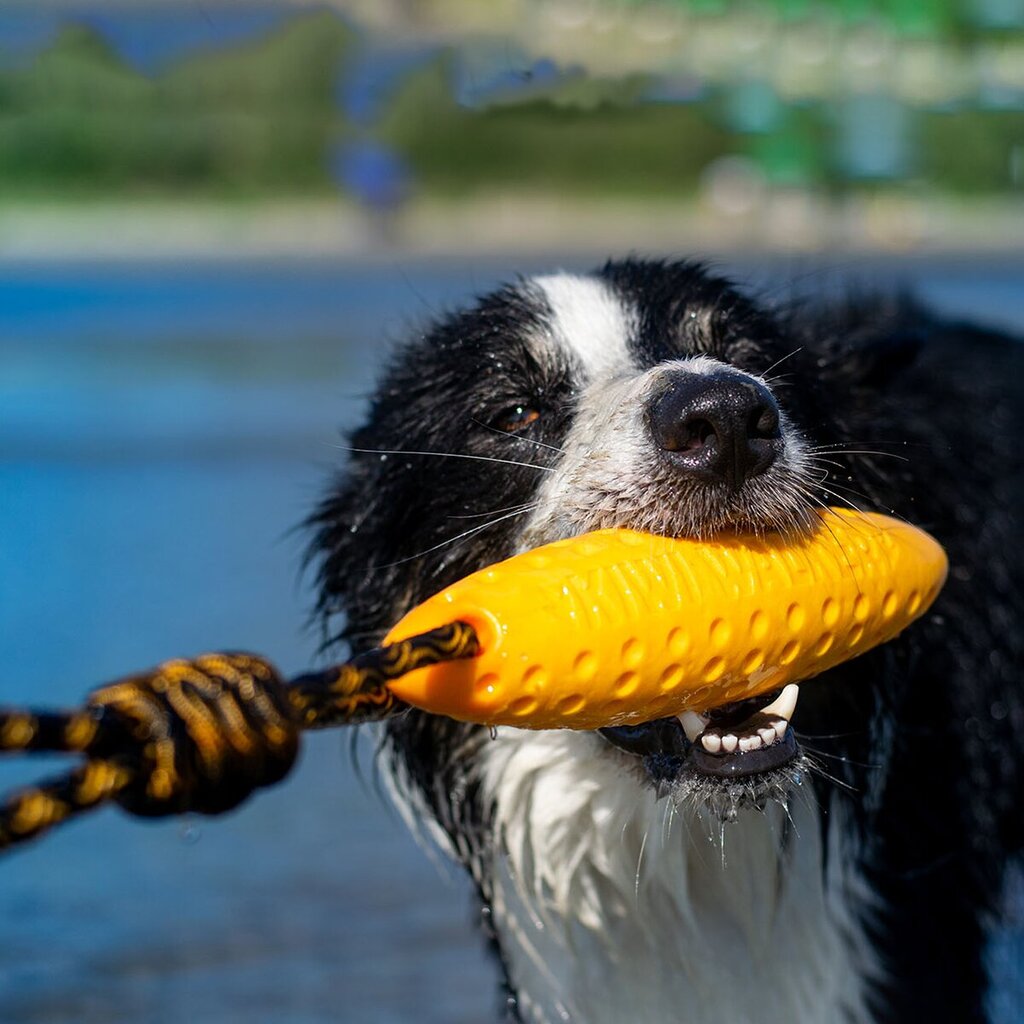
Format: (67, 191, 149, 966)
(477, 730, 882, 1024)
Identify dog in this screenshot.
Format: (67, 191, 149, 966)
(308, 258, 1023, 1023)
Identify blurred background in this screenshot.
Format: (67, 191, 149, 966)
(0, 1, 1021, 1022)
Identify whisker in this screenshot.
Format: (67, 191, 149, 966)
(806, 447, 910, 462)
(470, 419, 567, 456)
(818, 491, 902, 545)
(804, 755, 859, 794)
(813, 483, 869, 514)
(370, 505, 538, 570)
(803, 455, 851, 471)
(635, 827, 648, 905)
(800, 488, 858, 523)
(808, 439, 928, 448)
(813, 477, 887, 508)
(338, 446, 554, 473)
(795, 730, 865, 741)
(819, 482, 916, 528)
(448, 502, 535, 520)
(760, 346, 803, 379)
(807, 477, 914, 529)
(798, 742, 882, 771)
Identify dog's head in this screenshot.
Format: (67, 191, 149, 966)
(309, 258, 911, 818)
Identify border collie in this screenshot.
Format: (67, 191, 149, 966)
(309, 259, 1023, 1023)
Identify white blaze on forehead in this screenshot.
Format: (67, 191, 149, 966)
(533, 273, 635, 378)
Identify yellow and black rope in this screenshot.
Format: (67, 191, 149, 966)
(0, 622, 478, 853)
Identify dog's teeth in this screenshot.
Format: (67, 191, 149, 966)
(772, 719, 788, 741)
(757, 726, 777, 747)
(739, 734, 762, 752)
(760, 683, 800, 723)
(679, 710, 708, 743)
(721, 733, 738, 753)
(701, 731, 722, 754)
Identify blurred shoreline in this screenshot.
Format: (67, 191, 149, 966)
(2, 194, 1023, 263)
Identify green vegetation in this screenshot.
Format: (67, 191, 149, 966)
(919, 108, 1024, 193)
(0, 9, 1020, 202)
(596, 0, 1013, 38)
(0, 13, 352, 197)
(377, 58, 731, 197)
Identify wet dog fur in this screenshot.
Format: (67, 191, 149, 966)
(309, 259, 1024, 1023)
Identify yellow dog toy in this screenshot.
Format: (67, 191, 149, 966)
(386, 508, 947, 729)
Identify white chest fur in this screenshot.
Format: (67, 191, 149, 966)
(478, 730, 881, 1024)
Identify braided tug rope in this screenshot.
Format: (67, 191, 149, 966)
(0, 508, 947, 853)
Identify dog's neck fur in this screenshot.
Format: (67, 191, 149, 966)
(475, 730, 881, 1024)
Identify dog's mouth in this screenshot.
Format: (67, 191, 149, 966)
(599, 683, 801, 783)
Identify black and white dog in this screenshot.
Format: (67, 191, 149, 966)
(310, 259, 1023, 1023)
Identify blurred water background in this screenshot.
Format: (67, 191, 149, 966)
(0, 1, 1022, 1022)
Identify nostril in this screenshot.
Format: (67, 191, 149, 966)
(750, 404, 780, 439)
(680, 418, 715, 452)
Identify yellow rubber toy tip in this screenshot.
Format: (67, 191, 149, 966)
(383, 508, 948, 730)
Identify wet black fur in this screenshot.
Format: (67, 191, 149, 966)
(309, 259, 1024, 1023)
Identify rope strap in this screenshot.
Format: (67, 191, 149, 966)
(0, 622, 478, 853)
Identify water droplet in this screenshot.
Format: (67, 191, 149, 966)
(179, 819, 201, 845)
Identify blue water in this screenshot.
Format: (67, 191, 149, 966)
(1, 254, 1021, 1021)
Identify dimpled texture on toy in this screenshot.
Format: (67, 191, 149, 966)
(383, 508, 948, 729)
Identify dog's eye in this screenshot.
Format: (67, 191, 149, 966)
(492, 405, 540, 433)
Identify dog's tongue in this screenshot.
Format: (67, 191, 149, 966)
(384, 508, 948, 731)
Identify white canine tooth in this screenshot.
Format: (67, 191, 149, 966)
(721, 733, 738, 753)
(702, 732, 722, 754)
(679, 710, 709, 743)
(739, 734, 762, 752)
(772, 719, 788, 741)
(760, 683, 800, 723)
(757, 726, 777, 747)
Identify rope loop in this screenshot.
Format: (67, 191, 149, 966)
(87, 652, 301, 817)
(0, 622, 479, 851)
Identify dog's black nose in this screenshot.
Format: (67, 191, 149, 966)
(648, 370, 783, 490)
